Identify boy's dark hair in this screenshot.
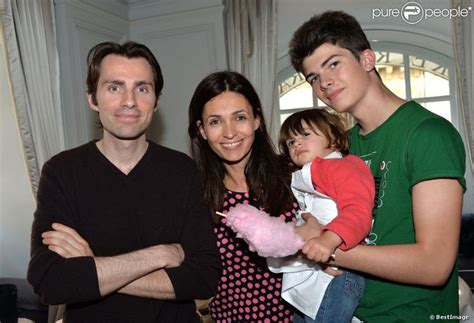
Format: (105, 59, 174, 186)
(289, 11, 371, 73)
(279, 108, 349, 160)
(86, 41, 163, 106)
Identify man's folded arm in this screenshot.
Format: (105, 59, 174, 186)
(27, 161, 101, 305)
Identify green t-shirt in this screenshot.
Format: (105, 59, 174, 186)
(350, 101, 466, 323)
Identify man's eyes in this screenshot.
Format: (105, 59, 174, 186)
(136, 86, 149, 93)
(108, 85, 120, 92)
(106, 85, 151, 93)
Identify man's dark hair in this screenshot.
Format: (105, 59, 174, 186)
(86, 41, 164, 105)
(289, 11, 372, 73)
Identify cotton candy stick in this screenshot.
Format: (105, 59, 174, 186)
(222, 204, 304, 257)
(216, 211, 227, 218)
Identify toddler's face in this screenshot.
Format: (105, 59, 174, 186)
(286, 121, 334, 167)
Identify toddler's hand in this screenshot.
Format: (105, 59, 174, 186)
(301, 231, 342, 263)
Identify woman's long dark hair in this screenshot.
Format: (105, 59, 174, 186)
(188, 71, 293, 222)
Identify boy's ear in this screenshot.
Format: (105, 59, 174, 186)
(360, 49, 376, 72)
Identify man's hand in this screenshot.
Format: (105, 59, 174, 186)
(294, 212, 322, 241)
(42, 223, 94, 258)
(321, 265, 343, 277)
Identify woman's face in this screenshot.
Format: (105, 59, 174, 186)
(199, 91, 260, 168)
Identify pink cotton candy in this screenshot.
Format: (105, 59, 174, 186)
(224, 204, 304, 257)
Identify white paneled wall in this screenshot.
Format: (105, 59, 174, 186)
(55, 0, 226, 153)
(130, 5, 226, 153)
(55, 0, 129, 148)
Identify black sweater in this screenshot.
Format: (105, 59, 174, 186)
(27, 141, 221, 322)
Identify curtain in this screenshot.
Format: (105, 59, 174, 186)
(2, 0, 65, 194)
(224, 0, 279, 137)
(451, 0, 473, 171)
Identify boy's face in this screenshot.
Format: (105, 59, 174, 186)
(285, 121, 334, 167)
(302, 43, 375, 114)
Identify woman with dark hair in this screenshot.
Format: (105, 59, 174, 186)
(188, 71, 297, 322)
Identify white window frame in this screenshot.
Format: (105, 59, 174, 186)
(372, 41, 457, 128)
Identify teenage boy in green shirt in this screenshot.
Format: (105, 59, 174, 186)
(291, 11, 466, 322)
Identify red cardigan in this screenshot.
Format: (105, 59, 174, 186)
(311, 155, 375, 250)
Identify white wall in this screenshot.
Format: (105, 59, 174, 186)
(0, 28, 36, 278)
(55, 0, 227, 154)
(55, 0, 129, 148)
(129, 4, 226, 153)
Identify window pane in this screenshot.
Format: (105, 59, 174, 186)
(317, 98, 327, 108)
(279, 82, 313, 110)
(375, 52, 406, 99)
(409, 56, 449, 98)
(420, 101, 451, 122)
(280, 113, 293, 125)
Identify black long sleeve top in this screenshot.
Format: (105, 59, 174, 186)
(27, 141, 221, 322)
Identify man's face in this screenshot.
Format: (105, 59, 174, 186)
(302, 43, 375, 114)
(88, 54, 157, 141)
